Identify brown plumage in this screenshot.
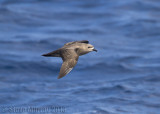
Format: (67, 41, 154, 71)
(42, 40, 97, 79)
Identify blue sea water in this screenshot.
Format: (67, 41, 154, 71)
(0, 0, 160, 113)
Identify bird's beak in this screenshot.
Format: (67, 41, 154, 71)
(93, 48, 97, 52)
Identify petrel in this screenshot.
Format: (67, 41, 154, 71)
(42, 40, 97, 79)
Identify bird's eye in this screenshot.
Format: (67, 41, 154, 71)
(88, 47, 92, 48)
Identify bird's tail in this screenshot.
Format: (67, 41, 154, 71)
(42, 49, 60, 57)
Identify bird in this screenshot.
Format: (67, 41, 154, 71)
(42, 40, 97, 79)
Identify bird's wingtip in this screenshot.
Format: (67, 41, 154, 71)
(42, 53, 50, 57)
(57, 76, 62, 79)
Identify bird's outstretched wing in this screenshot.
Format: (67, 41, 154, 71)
(58, 49, 79, 79)
(64, 40, 89, 46)
(42, 49, 60, 57)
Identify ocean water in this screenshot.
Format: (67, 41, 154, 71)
(0, 0, 160, 113)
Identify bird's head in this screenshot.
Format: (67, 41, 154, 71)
(78, 44, 97, 56)
(85, 44, 97, 52)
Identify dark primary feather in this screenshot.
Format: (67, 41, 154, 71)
(42, 49, 60, 57)
(64, 40, 89, 46)
(78, 40, 89, 44)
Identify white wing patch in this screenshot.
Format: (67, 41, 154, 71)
(65, 68, 73, 75)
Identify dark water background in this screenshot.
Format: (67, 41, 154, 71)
(0, 0, 160, 113)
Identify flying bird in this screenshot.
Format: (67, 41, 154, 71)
(42, 40, 97, 79)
